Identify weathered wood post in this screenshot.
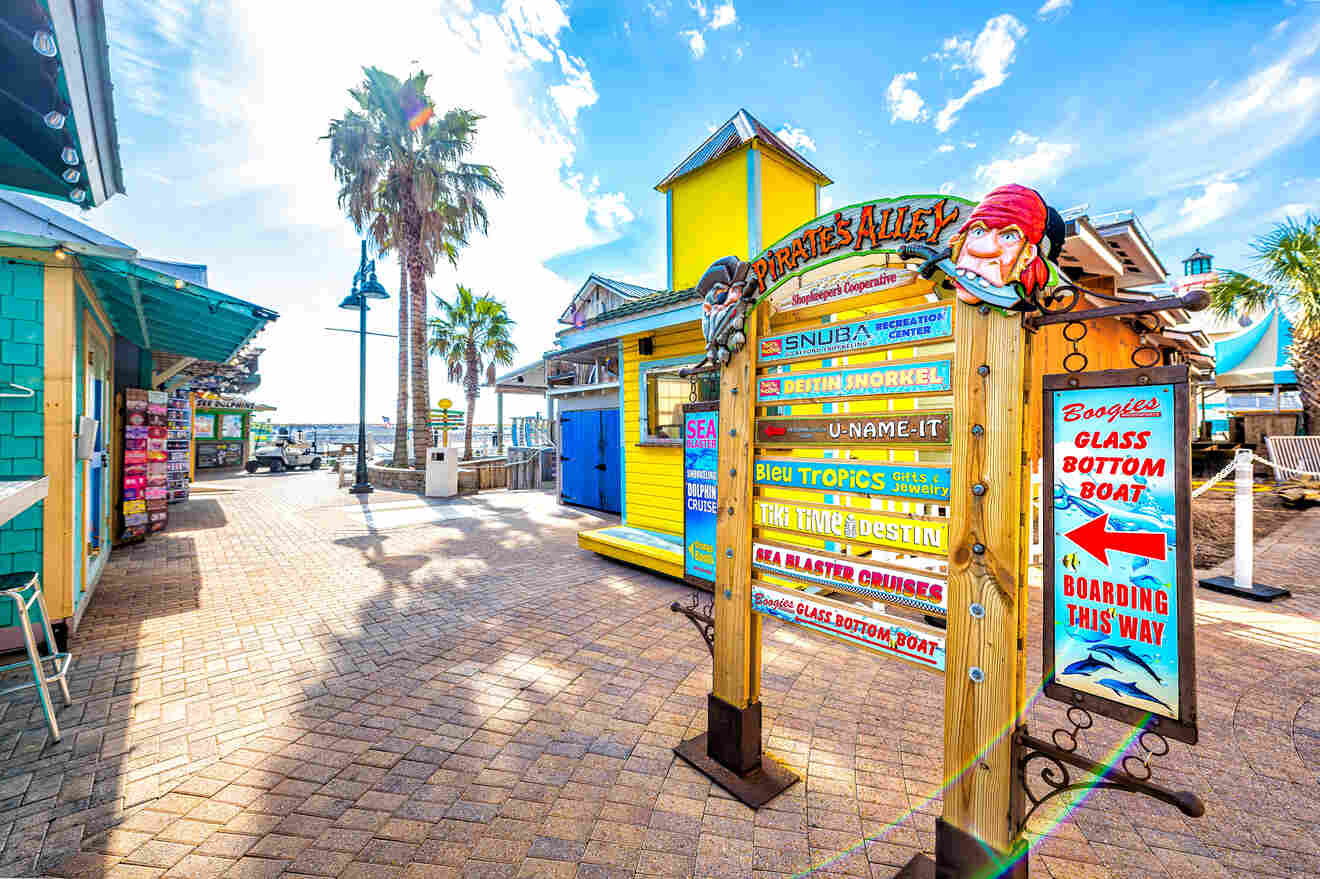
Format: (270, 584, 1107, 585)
(938, 300, 1031, 876)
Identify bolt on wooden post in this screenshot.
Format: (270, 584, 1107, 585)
(939, 300, 1032, 876)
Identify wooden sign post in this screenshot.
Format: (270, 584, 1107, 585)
(935, 301, 1031, 877)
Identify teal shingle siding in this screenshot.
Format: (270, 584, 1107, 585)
(0, 259, 44, 626)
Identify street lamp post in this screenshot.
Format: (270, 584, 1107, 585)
(339, 240, 390, 494)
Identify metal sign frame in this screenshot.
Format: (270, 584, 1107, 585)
(1042, 365, 1198, 745)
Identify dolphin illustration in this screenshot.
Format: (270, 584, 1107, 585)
(1067, 626, 1108, 644)
(1097, 678, 1173, 713)
(1092, 644, 1163, 685)
(1063, 654, 1118, 677)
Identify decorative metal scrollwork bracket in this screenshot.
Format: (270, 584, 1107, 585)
(1023, 288, 1210, 329)
(670, 591, 715, 656)
(1012, 707, 1205, 835)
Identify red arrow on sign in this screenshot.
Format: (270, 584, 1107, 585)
(1063, 513, 1167, 566)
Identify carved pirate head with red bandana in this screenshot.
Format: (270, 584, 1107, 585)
(950, 184, 1061, 307)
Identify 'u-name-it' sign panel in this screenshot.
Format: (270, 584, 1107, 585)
(754, 500, 947, 555)
(753, 541, 947, 616)
(758, 304, 952, 364)
(754, 458, 950, 502)
(756, 413, 951, 447)
(757, 360, 952, 404)
(751, 582, 946, 671)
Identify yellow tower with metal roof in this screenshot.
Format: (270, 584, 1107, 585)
(656, 109, 832, 291)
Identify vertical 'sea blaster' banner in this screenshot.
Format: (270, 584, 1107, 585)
(1043, 366, 1197, 744)
(751, 582, 946, 672)
(750, 195, 975, 298)
(683, 403, 719, 586)
(757, 359, 952, 404)
(758, 303, 953, 363)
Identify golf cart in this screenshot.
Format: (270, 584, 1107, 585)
(246, 429, 323, 473)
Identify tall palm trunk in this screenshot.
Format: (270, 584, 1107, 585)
(407, 224, 431, 468)
(392, 258, 410, 467)
(1293, 332, 1320, 433)
(463, 339, 479, 460)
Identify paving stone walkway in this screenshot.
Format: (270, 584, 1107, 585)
(0, 469, 1317, 879)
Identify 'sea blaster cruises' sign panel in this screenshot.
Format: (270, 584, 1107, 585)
(754, 458, 951, 502)
(1043, 366, 1197, 744)
(751, 582, 946, 671)
(757, 360, 952, 404)
(753, 541, 947, 616)
(766, 267, 918, 315)
(683, 404, 719, 586)
(756, 413, 951, 447)
(751, 195, 974, 297)
(758, 304, 953, 361)
(754, 500, 947, 555)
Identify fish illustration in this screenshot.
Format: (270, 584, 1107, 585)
(1092, 644, 1163, 685)
(1061, 552, 1080, 571)
(1063, 654, 1118, 677)
(1132, 574, 1164, 592)
(1097, 678, 1172, 713)
(1066, 626, 1108, 644)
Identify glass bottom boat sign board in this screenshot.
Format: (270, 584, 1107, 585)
(1042, 366, 1197, 744)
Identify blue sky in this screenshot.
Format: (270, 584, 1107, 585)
(65, 0, 1320, 422)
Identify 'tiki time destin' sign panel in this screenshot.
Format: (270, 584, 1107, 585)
(754, 458, 950, 502)
(1043, 367, 1197, 744)
(755, 500, 947, 555)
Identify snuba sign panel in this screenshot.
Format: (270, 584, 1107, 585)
(683, 404, 719, 586)
(1043, 367, 1198, 744)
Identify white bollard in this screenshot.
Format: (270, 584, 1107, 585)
(1232, 448, 1253, 590)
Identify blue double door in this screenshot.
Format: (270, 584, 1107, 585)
(559, 408, 621, 514)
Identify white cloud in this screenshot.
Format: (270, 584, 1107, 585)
(710, 2, 736, 28)
(92, 0, 637, 426)
(886, 72, 928, 123)
(680, 28, 706, 58)
(788, 48, 810, 68)
(937, 143, 955, 153)
(939, 181, 956, 195)
(963, 141, 978, 149)
(646, 0, 671, 18)
(589, 191, 635, 230)
(974, 138, 1076, 190)
(933, 15, 1028, 132)
(775, 125, 816, 153)
(1275, 202, 1312, 220)
(1037, 0, 1072, 20)
(1009, 130, 1037, 145)
(689, 0, 707, 18)
(548, 49, 597, 126)
(1156, 178, 1244, 239)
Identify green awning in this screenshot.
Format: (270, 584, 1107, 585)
(80, 257, 278, 364)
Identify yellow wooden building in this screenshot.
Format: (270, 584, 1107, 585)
(548, 110, 1204, 581)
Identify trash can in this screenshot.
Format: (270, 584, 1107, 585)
(424, 447, 458, 498)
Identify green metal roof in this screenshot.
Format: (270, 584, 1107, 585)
(580, 286, 701, 327)
(0, 0, 125, 207)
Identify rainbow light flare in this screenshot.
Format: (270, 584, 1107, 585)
(787, 683, 1151, 879)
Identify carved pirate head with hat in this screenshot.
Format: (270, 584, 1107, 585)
(949, 183, 1065, 309)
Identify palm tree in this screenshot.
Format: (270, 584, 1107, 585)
(325, 67, 502, 467)
(1209, 215, 1320, 431)
(429, 285, 518, 459)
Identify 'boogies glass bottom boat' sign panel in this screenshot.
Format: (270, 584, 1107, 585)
(751, 581, 946, 671)
(753, 541, 947, 616)
(757, 360, 951, 404)
(754, 457, 951, 502)
(758, 304, 952, 363)
(754, 500, 947, 555)
(1042, 366, 1197, 745)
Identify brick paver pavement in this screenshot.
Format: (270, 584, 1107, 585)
(0, 469, 1316, 878)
